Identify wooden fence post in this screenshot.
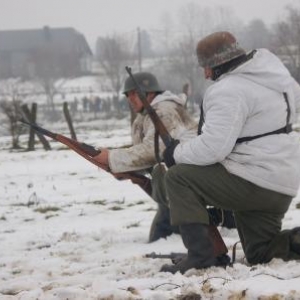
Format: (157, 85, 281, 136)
(63, 102, 77, 140)
(21, 103, 51, 151)
(27, 103, 36, 150)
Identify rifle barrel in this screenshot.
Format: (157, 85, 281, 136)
(20, 119, 57, 140)
(145, 252, 186, 259)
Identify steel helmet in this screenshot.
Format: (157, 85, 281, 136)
(196, 31, 246, 68)
(123, 72, 164, 94)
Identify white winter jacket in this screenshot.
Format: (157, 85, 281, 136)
(109, 91, 197, 173)
(174, 49, 300, 196)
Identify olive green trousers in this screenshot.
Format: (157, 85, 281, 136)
(165, 163, 300, 264)
(148, 164, 180, 241)
(151, 164, 168, 207)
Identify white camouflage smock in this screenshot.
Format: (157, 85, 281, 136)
(174, 49, 300, 196)
(108, 91, 197, 173)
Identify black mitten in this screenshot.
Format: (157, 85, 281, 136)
(163, 139, 180, 168)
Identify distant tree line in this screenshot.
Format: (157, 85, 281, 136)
(95, 3, 300, 111)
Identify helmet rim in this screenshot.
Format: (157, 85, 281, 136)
(123, 72, 164, 94)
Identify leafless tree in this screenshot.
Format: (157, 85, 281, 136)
(30, 46, 73, 118)
(273, 6, 300, 82)
(96, 34, 134, 117)
(0, 80, 24, 148)
(157, 12, 175, 55)
(240, 19, 272, 50)
(163, 3, 210, 110)
(163, 3, 242, 111)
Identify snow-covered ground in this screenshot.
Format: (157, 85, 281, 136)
(1, 120, 300, 300)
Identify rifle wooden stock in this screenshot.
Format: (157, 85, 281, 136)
(125, 66, 173, 148)
(19, 119, 152, 196)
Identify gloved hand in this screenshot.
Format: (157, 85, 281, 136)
(163, 139, 180, 168)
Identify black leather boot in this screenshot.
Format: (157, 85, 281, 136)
(148, 204, 179, 242)
(160, 223, 217, 274)
(290, 227, 300, 254)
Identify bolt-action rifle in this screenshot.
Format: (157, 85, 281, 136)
(125, 66, 229, 259)
(146, 251, 231, 266)
(19, 119, 152, 196)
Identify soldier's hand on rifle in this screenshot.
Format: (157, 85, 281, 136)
(163, 139, 180, 168)
(94, 148, 110, 171)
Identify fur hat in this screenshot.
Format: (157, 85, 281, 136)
(196, 31, 246, 68)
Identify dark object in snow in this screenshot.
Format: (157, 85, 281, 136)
(145, 251, 187, 265)
(146, 251, 231, 267)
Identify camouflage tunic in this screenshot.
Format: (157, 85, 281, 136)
(108, 91, 197, 173)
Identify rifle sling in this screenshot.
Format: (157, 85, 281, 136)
(236, 124, 292, 143)
(154, 129, 162, 163)
(236, 92, 292, 143)
(198, 92, 292, 143)
(198, 103, 204, 135)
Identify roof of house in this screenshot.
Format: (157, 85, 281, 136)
(0, 26, 93, 55)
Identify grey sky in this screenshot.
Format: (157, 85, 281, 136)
(0, 0, 298, 50)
